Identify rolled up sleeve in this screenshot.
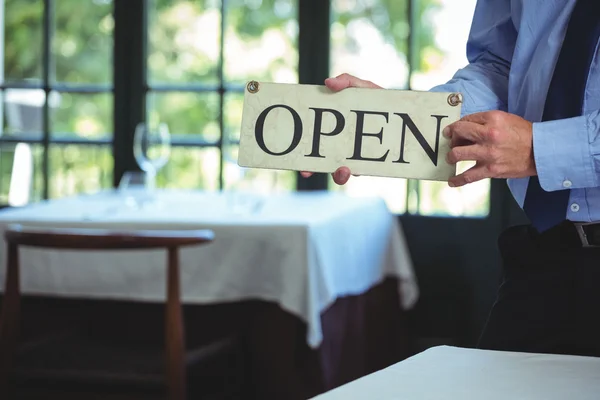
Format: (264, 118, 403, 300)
(534, 110, 600, 191)
(430, 0, 516, 116)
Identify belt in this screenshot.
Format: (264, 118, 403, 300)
(573, 222, 600, 247)
(535, 220, 600, 248)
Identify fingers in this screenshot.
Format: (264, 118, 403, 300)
(448, 163, 489, 187)
(446, 144, 488, 164)
(325, 73, 381, 92)
(450, 135, 475, 149)
(300, 167, 352, 185)
(461, 110, 505, 125)
(460, 112, 489, 125)
(443, 121, 488, 144)
(332, 166, 351, 185)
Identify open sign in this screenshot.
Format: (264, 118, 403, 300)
(238, 82, 462, 181)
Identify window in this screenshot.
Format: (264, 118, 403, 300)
(328, 0, 489, 217)
(1, 0, 114, 206)
(147, 0, 298, 194)
(2, 0, 490, 217)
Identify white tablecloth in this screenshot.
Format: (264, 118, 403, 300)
(312, 346, 600, 399)
(0, 189, 417, 348)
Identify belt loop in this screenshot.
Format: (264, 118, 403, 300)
(574, 223, 591, 247)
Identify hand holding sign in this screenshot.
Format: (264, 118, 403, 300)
(444, 110, 536, 187)
(301, 74, 381, 185)
(238, 74, 463, 183)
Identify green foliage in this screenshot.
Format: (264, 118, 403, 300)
(4, 0, 43, 81)
(4, 0, 114, 201)
(333, 0, 442, 71)
(3, 0, 445, 203)
(4, 0, 112, 83)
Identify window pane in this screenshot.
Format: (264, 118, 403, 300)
(225, 0, 298, 85)
(329, 0, 416, 213)
(409, 0, 489, 217)
(49, 144, 112, 199)
(329, 175, 407, 214)
(330, 0, 409, 88)
(410, 0, 476, 90)
(51, 92, 112, 140)
(53, 0, 113, 84)
(224, 145, 295, 193)
(147, 92, 219, 142)
(2, 88, 50, 139)
(0, 143, 43, 206)
(418, 179, 490, 217)
(156, 146, 220, 191)
(4, 0, 43, 84)
(148, 0, 220, 85)
(224, 91, 243, 143)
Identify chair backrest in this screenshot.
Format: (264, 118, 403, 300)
(4, 224, 215, 250)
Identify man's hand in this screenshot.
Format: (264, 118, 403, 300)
(444, 110, 537, 187)
(301, 73, 381, 185)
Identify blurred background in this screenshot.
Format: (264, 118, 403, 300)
(1, 0, 488, 217)
(0, 1, 536, 399)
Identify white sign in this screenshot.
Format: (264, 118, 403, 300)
(238, 82, 462, 181)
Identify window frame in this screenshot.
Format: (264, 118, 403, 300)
(1, 0, 114, 202)
(114, 0, 255, 192)
(3, 0, 493, 218)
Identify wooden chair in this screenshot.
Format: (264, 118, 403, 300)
(0, 224, 221, 400)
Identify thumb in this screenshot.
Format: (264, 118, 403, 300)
(325, 73, 381, 92)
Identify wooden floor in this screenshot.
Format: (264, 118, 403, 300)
(8, 338, 248, 400)
(3, 297, 251, 400)
(2, 278, 411, 400)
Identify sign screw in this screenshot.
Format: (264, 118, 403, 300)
(447, 93, 462, 107)
(247, 81, 260, 93)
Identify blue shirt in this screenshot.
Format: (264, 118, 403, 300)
(432, 0, 600, 223)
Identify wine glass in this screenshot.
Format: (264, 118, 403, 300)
(122, 122, 170, 209)
(133, 121, 171, 187)
(223, 152, 265, 214)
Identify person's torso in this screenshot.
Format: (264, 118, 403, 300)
(506, 0, 600, 221)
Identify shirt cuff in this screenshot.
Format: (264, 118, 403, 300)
(533, 115, 597, 191)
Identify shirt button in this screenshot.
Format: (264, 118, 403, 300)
(571, 203, 580, 212)
(563, 180, 572, 188)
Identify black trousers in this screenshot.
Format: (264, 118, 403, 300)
(478, 222, 600, 357)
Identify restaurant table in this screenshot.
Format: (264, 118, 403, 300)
(312, 345, 600, 400)
(0, 189, 418, 398)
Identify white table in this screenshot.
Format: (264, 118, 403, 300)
(0, 189, 417, 348)
(312, 346, 600, 399)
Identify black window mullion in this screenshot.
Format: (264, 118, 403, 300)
(0, 82, 44, 90)
(297, 0, 330, 191)
(218, 0, 227, 190)
(147, 83, 244, 93)
(407, 0, 417, 88)
(113, 0, 147, 187)
(0, 83, 112, 93)
(46, 84, 113, 94)
(406, 0, 419, 213)
(0, 136, 111, 146)
(42, 0, 53, 200)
